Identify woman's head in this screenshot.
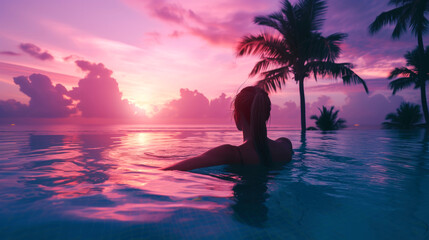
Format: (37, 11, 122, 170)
(233, 86, 272, 165)
(233, 86, 271, 128)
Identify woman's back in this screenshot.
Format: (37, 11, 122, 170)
(235, 138, 293, 165)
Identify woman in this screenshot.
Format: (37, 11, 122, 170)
(163, 86, 292, 171)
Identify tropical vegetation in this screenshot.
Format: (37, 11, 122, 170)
(383, 102, 423, 129)
(369, 0, 429, 126)
(236, 0, 368, 132)
(388, 46, 429, 121)
(310, 106, 347, 131)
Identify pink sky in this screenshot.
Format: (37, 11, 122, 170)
(0, 0, 427, 127)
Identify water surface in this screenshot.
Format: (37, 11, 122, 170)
(0, 125, 428, 239)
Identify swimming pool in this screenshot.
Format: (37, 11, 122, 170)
(0, 125, 428, 239)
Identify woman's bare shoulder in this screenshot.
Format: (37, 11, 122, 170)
(275, 137, 292, 148)
(271, 137, 293, 162)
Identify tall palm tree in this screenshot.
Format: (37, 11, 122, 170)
(237, 0, 368, 132)
(310, 106, 346, 130)
(369, 0, 429, 125)
(383, 102, 423, 129)
(388, 46, 429, 117)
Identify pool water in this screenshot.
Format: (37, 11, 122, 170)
(0, 125, 428, 240)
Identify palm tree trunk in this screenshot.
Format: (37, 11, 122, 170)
(421, 81, 429, 127)
(298, 77, 306, 132)
(417, 32, 429, 126)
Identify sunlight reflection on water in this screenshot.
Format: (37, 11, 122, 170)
(0, 125, 428, 239)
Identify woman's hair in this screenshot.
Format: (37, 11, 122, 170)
(233, 86, 271, 165)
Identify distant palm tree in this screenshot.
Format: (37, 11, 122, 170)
(237, 0, 368, 132)
(383, 102, 422, 129)
(388, 46, 429, 121)
(310, 106, 346, 131)
(369, 0, 429, 125)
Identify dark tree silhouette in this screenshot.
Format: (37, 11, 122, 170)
(369, 0, 429, 126)
(389, 47, 429, 120)
(236, 0, 368, 132)
(310, 106, 346, 131)
(383, 102, 423, 129)
(388, 46, 429, 125)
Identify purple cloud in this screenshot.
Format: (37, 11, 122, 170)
(68, 60, 135, 118)
(132, 0, 259, 46)
(270, 101, 301, 126)
(207, 93, 233, 119)
(187, 11, 257, 46)
(153, 88, 210, 120)
(152, 1, 187, 23)
(0, 99, 28, 117)
(341, 93, 404, 127)
(1, 61, 140, 120)
(152, 89, 233, 123)
(13, 74, 75, 117)
(0, 51, 20, 56)
(63, 54, 82, 62)
(19, 43, 54, 61)
(169, 30, 184, 38)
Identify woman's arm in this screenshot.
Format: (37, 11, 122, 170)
(162, 144, 238, 171)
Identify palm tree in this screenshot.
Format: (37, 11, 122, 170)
(388, 46, 429, 120)
(369, 0, 429, 125)
(310, 106, 346, 130)
(237, 0, 368, 132)
(383, 102, 423, 129)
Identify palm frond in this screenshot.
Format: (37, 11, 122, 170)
(308, 32, 347, 62)
(385, 112, 398, 121)
(391, 6, 410, 38)
(388, 67, 417, 79)
(403, 46, 429, 77)
(331, 107, 339, 120)
(255, 66, 290, 93)
(371, 1, 429, 38)
(389, 77, 416, 94)
(249, 58, 286, 77)
(296, 0, 327, 32)
(335, 118, 347, 129)
(409, 1, 429, 36)
(236, 35, 264, 56)
(254, 14, 285, 35)
(236, 33, 289, 59)
(388, 0, 410, 6)
(306, 61, 369, 93)
(404, 47, 420, 68)
(281, 0, 296, 28)
(368, 6, 406, 35)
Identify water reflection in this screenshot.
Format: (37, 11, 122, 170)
(230, 168, 270, 227)
(174, 131, 207, 139)
(18, 133, 124, 202)
(75, 134, 124, 184)
(29, 134, 65, 150)
(12, 131, 236, 223)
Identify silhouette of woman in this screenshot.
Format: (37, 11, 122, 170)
(163, 86, 292, 171)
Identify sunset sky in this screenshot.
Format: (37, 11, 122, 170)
(0, 0, 427, 126)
